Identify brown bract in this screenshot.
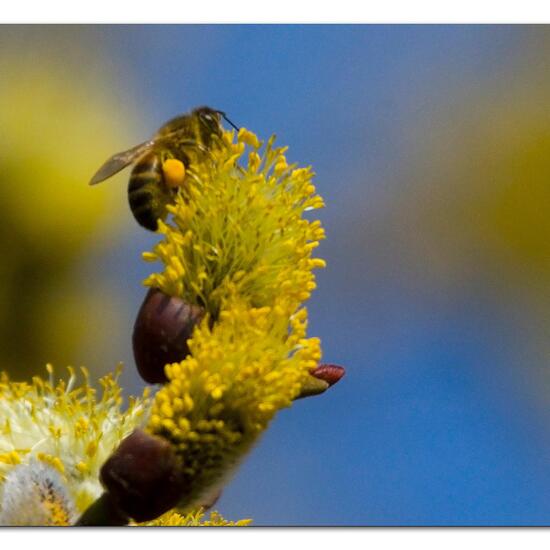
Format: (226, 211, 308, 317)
(133, 288, 205, 384)
(100, 429, 186, 523)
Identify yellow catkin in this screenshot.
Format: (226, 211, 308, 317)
(144, 128, 326, 512)
(144, 129, 325, 317)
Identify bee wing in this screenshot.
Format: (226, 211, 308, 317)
(89, 140, 156, 185)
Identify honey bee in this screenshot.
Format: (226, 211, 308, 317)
(89, 106, 239, 231)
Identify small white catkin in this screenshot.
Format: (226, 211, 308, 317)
(0, 459, 76, 526)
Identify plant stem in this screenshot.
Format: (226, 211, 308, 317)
(75, 492, 129, 526)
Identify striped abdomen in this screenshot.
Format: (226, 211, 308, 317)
(128, 153, 173, 231)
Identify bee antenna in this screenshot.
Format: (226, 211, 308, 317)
(218, 111, 240, 132)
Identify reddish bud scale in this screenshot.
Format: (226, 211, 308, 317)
(133, 288, 205, 384)
(311, 363, 345, 387)
(295, 363, 346, 400)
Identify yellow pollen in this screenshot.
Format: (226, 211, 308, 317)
(163, 159, 186, 189)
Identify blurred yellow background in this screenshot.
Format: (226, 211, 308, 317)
(0, 49, 138, 379)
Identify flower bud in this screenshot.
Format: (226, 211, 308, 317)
(100, 429, 186, 523)
(310, 363, 345, 387)
(133, 288, 205, 384)
(295, 363, 346, 400)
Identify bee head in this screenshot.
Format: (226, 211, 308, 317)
(194, 106, 240, 133)
(194, 106, 222, 134)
